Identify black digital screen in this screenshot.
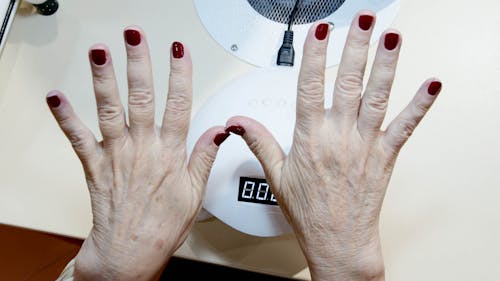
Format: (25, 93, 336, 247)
(238, 177, 278, 205)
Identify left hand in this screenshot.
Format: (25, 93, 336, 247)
(47, 26, 229, 281)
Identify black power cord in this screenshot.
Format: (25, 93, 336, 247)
(287, 0, 301, 31)
(276, 0, 301, 66)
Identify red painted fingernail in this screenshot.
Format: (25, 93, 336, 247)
(91, 49, 106, 65)
(225, 125, 245, 136)
(125, 29, 141, 46)
(214, 132, 230, 146)
(172, 41, 184, 59)
(359, 15, 374, 31)
(315, 23, 329, 40)
(384, 33, 399, 51)
(46, 95, 61, 108)
(428, 81, 442, 96)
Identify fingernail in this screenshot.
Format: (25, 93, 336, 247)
(125, 29, 141, 46)
(225, 125, 245, 136)
(46, 95, 61, 108)
(172, 41, 184, 59)
(91, 49, 106, 65)
(384, 32, 399, 51)
(315, 23, 329, 40)
(359, 15, 374, 31)
(214, 132, 230, 146)
(428, 81, 442, 96)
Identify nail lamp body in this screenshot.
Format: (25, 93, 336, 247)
(194, 0, 400, 68)
(187, 67, 334, 237)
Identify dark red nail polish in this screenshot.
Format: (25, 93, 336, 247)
(125, 29, 141, 46)
(384, 33, 399, 51)
(225, 125, 245, 136)
(214, 132, 230, 146)
(359, 15, 374, 31)
(46, 95, 61, 108)
(315, 23, 329, 40)
(91, 49, 106, 65)
(172, 41, 184, 59)
(428, 81, 442, 96)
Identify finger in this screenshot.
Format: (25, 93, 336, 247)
(383, 79, 442, 153)
(89, 44, 126, 142)
(161, 41, 193, 147)
(188, 126, 229, 192)
(358, 30, 402, 138)
(295, 22, 330, 134)
(46, 91, 99, 166)
(124, 26, 155, 136)
(225, 116, 285, 190)
(330, 11, 376, 125)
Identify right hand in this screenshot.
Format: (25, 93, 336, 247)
(225, 12, 442, 281)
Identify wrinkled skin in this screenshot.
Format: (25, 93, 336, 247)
(226, 11, 442, 281)
(47, 26, 228, 281)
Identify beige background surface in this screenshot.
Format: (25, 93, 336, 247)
(0, 0, 499, 280)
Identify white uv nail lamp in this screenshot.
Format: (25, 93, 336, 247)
(194, 0, 400, 68)
(187, 0, 400, 237)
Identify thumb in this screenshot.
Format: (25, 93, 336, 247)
(225, 116, 285, 189)
(188, 126, 229, 192)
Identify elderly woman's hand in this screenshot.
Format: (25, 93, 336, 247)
(47, 26, 229, 281)
(226, 11, 441, 281)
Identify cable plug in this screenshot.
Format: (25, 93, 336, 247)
(276, 30, 295, 67)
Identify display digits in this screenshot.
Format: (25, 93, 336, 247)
(242, 181, 255, 199)
(238, 177, 278, 205)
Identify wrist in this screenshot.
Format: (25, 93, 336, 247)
(72, 232, 171, 281)
(305, 248, 385, 281)
(73, 253, 114, 281)
(73, 250, 160, 281)
(298, 229, 385, 281)
(307, 250, 385, 281)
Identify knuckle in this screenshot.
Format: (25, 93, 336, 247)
(166, 93, 191, 114)
(247, 137, 266, 159)
(297, 78, 325, 103)
(304, 46, 326, 64)
(348, 36, 370, 49)
(127, 52, 148, 63)
(299, 76, 324, 91)
(336, 72, 363, 95)
(97, 104, 123, 123)
(69, 131, 92, 155)
(397, 120, 416, 139)
(364, 91, 388, 112)
(128, 89, 154, 107)
(413, 101, 429, 116)
(375, 59, 396, 75)
(169, 76, 191, 94)
(92, 71, 114, 88)
(57, 113, 73, 128)
(170, 61, 188, 75)
(312, 43, 327, 56)
(300, 58, 324, 79)
(196, 151, 214, 167)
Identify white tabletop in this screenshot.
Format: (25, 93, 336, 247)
(1, 1, 499, 280)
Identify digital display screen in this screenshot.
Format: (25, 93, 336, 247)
(238, 177, 278, 205)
